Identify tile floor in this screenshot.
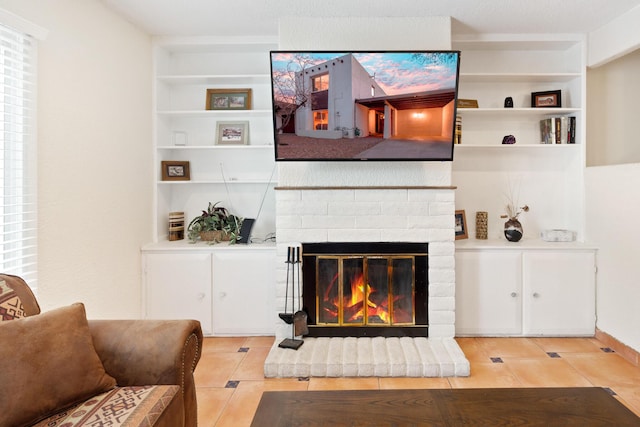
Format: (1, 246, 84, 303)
(195, 336, 640, 426)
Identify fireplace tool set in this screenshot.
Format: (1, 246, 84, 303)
(278, 246, 307, 350)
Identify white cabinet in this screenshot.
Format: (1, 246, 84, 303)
(522, 251, 596, 335)
(455, 244, 596, 336)
(143, 252, 213, 335)
(153, 36, 278, 243)
(455, 250, 522, 335)
(142, 243, 276, 336)
(212, 249, 275, 335)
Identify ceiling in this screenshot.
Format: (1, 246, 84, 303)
(100, 0, 640, 38)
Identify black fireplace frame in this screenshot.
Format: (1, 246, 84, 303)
(302, 242, 429, 338)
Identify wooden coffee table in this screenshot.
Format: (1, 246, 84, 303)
(251, 387, 639, 426)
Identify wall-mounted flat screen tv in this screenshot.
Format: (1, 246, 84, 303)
(269, 50, 461, 161)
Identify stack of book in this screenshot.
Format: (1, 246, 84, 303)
(540, 116, 576, 144)
(455, 115, 462, 144)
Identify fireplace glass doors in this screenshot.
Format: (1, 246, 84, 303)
(316, 256, 415, 327)
(302, 242, 428, 337)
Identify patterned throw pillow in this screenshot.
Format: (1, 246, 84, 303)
(0, 279, 26, 321)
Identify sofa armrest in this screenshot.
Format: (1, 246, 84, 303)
(88, 319, 202, 427)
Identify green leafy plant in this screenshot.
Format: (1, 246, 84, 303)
(187, 202, 243, 244)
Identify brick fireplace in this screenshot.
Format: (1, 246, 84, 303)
(265, 184, 469, 377)
(273, 185, 457, 341)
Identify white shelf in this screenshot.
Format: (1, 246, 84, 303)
(158, 180, 276, 185)
(455, 238, 597, 251)
(157, 109, 272, 117)
(454, 143, 579, 149)
(158, 145, 274, 150)
(457, 108, 581, 116)
(460, 73, 581, 83)
(157, 74, 270, 85)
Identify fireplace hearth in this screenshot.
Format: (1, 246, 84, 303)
(302, 242, 428, 338)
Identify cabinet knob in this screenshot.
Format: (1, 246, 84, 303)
(196, 293, 205, 301)
(510, 292, 518, 298)
(533, 292, 540, 298)
(219, 292, 227, 298)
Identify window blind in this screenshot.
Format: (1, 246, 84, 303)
(0, 23, 37, 287)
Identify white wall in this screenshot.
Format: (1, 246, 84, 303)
(586, 6, 640, 352)
(0, 0, 152, 318)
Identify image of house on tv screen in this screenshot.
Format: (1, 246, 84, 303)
(270, 51, 460, 161)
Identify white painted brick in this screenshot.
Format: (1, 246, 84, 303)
(355, 189, 408, 202)
(277, 228, 328, 243)
(429, 296, 456, 311)
(328, 229, 382, 242)
(357, 215, 407, 229)
(276, 215, 302, 229)
(430, 228, 455, 242)
(302, 189, 354, 201)
(428, 255, 455, 269)
(380, 229, 428, 242)
(429, 324, 455, 338)
(429, 241, 455, 256)
(407, 190, 438, 202)
(429, 201, 455, 216)
(278, 200, 328, 215)
(328, 202, 381, 216)
(275, 190, 302, 201)
(385, 202, 430, 216)
(407, 215, 453, 230)
(429, 268, 455, 284)
(429, 283, 455, 298)
(435, 191, 456, 202)
(429, 310, 456, 325)
(302, 215, 355, 229)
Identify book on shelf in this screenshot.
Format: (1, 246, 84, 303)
(455, 115, 462, 144)
(540, 116, 576, 144)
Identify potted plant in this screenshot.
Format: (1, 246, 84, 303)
(187, 202, 243, 244)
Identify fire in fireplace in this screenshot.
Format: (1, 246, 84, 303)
(302, 242, 428, 337)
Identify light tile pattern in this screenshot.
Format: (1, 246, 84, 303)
(196, 336, 640, 426)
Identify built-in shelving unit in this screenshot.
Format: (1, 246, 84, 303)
(451, 34, 587, 244)
(151, 36, 279, 243)
(144, 36, 279, 336)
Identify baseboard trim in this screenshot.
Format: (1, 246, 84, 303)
(595, 328, 639, 367)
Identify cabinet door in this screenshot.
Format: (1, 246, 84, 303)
(143, 253, 213, 335)
(212, 250, 275, 335)
(455, 251, 523, 335)
(522, 251, 595, 336)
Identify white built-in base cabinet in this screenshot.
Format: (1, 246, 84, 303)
(142, 245, 275, 336)
(455, 245, 596, 337)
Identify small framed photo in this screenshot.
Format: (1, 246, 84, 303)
(455, 210, 468, 240)
(206, 88, 252, 110)
(161, 161, 190, 181)
(216, 121, 250, 145)
(531, 90, 562, 108)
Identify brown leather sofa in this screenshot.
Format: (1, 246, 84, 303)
(0, 273, 202, 427)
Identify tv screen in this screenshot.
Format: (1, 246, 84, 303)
(269, 50, 461, 161)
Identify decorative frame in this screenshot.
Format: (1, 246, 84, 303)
(531, 90, 562, 108)
(455, 210, 468, 240)
(216, 121, 250, 145)
(206, 88, 252, 110)
(161, 161, 190, 181)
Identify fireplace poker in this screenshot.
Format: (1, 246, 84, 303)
(278, 246, 293, 324)
(279, 245, 304, 350)
(293, 246, 308, 336)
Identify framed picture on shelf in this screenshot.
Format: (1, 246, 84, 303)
(206, 88, 252, 110)
(455, 210, 468, 240)
(531, 90, 561, 108)
(161, 161, 190, 181)
(216, 121, 250, 145)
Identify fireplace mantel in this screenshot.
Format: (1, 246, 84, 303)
(275, 186, 457, 191)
